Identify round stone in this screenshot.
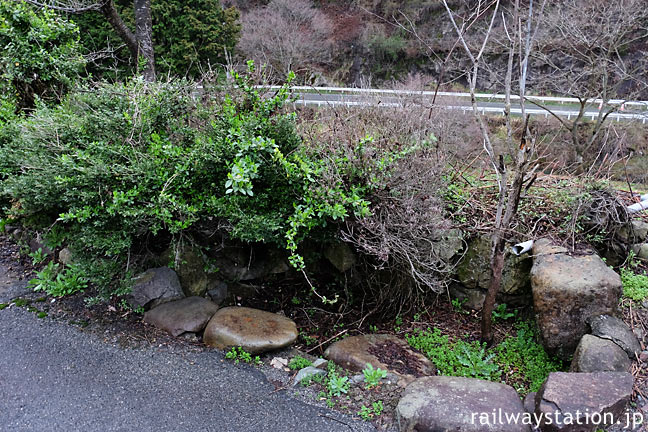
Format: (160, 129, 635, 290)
(203, 307, 298, 354)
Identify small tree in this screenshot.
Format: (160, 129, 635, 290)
(443, 0, 546, 343)
(530, 0, 648, 162)
(22, 0, 156, 80)
(0, 0, 84, 111)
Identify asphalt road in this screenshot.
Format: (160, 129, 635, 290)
(0, 266, 376, 432)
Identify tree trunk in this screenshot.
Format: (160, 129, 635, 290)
(134, 0, 155, 81)
(100, 0, 138, 59)
(481, 233, 506, 345)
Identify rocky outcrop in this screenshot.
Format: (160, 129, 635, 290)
(587, 315, 641, 359)
(203, 307, 298, 354)
(534, 372, 633, 432)
(143, 296, 219, 337)
(531, 239, 622, 359)
(324, 334, 435, 385)
(396, 376, 530, 432)
(570, 335, 631, 373)
(212, 246, 289, 282)
(128, 267, 185, 310)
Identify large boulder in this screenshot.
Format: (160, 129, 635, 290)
(587, 315, 641, 359)
(531, 239, 622, 359)
(203, 307, 298, 354)
(143, 296, 219, 337)
(396, 376, 530, 432)
(128, 267, 185, 310)
(534, 372, 633, 432)
(324, 334, 435, 385)
(455, 235, 532, 306)
(570, 335, 631, 373)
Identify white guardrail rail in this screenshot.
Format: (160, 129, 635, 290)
(254, 85, 648, 123)
(257, 85, 648, 108)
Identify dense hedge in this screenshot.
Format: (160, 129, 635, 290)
(0, 0, 84, 110)
(0, 70, 377, 298)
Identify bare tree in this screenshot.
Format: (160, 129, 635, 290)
(237, 0, 333, 81)
(529, 0, 648, 161)
(443, 0, 546, 343)
(22, 0, 155, 81)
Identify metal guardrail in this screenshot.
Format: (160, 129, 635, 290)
(258, 85, 648, 109)
(292, 98, 648, 123)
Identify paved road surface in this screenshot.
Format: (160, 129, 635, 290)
(0, 265, 377, 432)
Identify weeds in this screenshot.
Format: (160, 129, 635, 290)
(362, 363, 387, 389)
(288, 355, 312, 370)
(28, 262, 87, 297)
(224, 347, 262, 365)
(28, 248, 47, 265)
(358, 401, 384, 421)
(495, 322, 563, 392)
(621, 253, 648, 301)
(406, 328, 500, 380)
(492, 303, 516, 323)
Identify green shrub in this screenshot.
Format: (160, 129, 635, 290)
(0, 67, 374, 300)
(0, 0, 84, 110)
(152, 0, 240, 76)
(495, 322, 563, 392)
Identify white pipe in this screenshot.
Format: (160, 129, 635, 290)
(512, 240, 534, 256)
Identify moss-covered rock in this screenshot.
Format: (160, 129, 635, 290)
(456, 235, 532, 296)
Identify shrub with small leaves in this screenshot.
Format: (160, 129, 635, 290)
(0, 0, 84, 110)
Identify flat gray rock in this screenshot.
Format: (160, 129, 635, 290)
(293, 366, 327, 386)
(588, 314, 641, 359)
(397, 376, 530, 432)
(143, 296, 219, 337)
(203, 307, 298, 354)
(129, 267, 184, 310)
(535, 372, 633, 432)
(570, 334, 631, 373)
(531, 239, 621, 359)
